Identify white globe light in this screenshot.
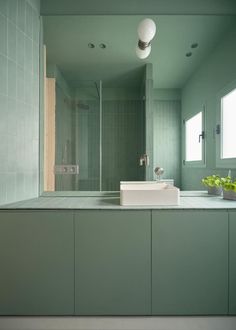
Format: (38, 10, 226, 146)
(136, 44, 151, 59)
(137, 18, 156, 43)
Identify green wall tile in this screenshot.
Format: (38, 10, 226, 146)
(16, 29, 25, 68)
(32, 12, 39, 43)
(0, 134, 7, 171)
(33, 43, 39, 76)
(0, 53, 7, 95)
(153, 100, 181, 187)
(0, 94, 7, 133)
(0, 173, 7, 204)
(7, 59, 17, 98)
(0, 0, 7, 16)
(16, 65, 24, 101)
(7, 0, 17, 24)
(24, 71, 33, 104)
(26, 2, 33, 39)
(0, 13, 7, 56)
(17, 0, 26, 32)
(7, 98, 17, 135)
(7, 20, 17, 62)
(28, 0, 40, 13)
(25, 36, 33, 74)
(102, 99, 144, 191)
(7, 134, 17, 172)
(15, 172, 25, 197)
(6, 172, 16, 201)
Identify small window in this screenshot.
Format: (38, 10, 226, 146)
(185, 111, 205, 165)
(216, 81, 236, 168)
(221, 88, 236, 159)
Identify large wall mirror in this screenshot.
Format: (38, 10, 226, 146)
(42, 15, 236, 193)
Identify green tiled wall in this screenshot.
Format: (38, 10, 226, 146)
(102, 99, 144, 191)
(153, 100, 181, 188)
(0, 0, 40, 205)
(55, 84, 76, 191)
(74, 87, 144, 191)
(76, 97, 100, 191)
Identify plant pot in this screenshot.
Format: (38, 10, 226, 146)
(207, 186, 222, 195)
(223, 190, 236, 201)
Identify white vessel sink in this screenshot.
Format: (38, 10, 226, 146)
(120, 181, 180, 206)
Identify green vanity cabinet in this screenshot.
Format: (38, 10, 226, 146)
(229, 211, 236, 314)
(74, 210, 151, 315)
(0, 211, 74, 315)
(152, 210, 228, 315)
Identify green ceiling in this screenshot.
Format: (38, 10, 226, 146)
(41, 0, 236, 15)
(43, 15, 235, 88)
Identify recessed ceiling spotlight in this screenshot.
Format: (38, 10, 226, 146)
(99, 43, 106, 49)
(88, 43, 95, 48)
(191, 43, 198, 49)
(186, 52, 192, 57)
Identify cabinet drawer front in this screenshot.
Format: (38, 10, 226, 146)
(75, 210, 151, 315)
(0, 211, 74, 315)
(152, 210, 228, 315)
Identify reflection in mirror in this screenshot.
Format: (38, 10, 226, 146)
(43, 15, 236, 193)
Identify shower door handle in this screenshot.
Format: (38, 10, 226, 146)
(139, 154, 149, 166)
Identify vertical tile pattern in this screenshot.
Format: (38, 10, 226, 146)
(55, 84, 75, 191)
(77, 99, 100, 191)
(0, 0, 40, 205)
(102, 100, 144, 191)
(153, 100, 181, 188)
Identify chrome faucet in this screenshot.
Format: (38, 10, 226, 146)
(154, 166, 164, 180)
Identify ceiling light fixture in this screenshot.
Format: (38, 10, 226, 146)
(136, 18, 156, 59)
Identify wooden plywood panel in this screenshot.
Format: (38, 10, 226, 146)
(44, 77, 56, 191)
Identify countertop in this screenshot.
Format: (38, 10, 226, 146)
(0, 191, 236, 210)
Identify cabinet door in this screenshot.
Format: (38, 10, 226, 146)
(152, 210, 228, 315)
(0, 211, 74, 315)
(75, 210, 151, 315)
(229, 211, 236, 314)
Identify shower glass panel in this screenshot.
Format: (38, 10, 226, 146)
(55, 80, 101, 191)
(53, 78, 145, 192)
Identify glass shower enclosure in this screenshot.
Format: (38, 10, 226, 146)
(46, 78, 145, 192)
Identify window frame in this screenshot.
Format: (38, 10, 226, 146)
(216, 80, 236, 169)
(183, 107, 206, 168)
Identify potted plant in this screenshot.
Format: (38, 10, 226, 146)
(221, 176, 236, 201)
(201, 175, 222, 195)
